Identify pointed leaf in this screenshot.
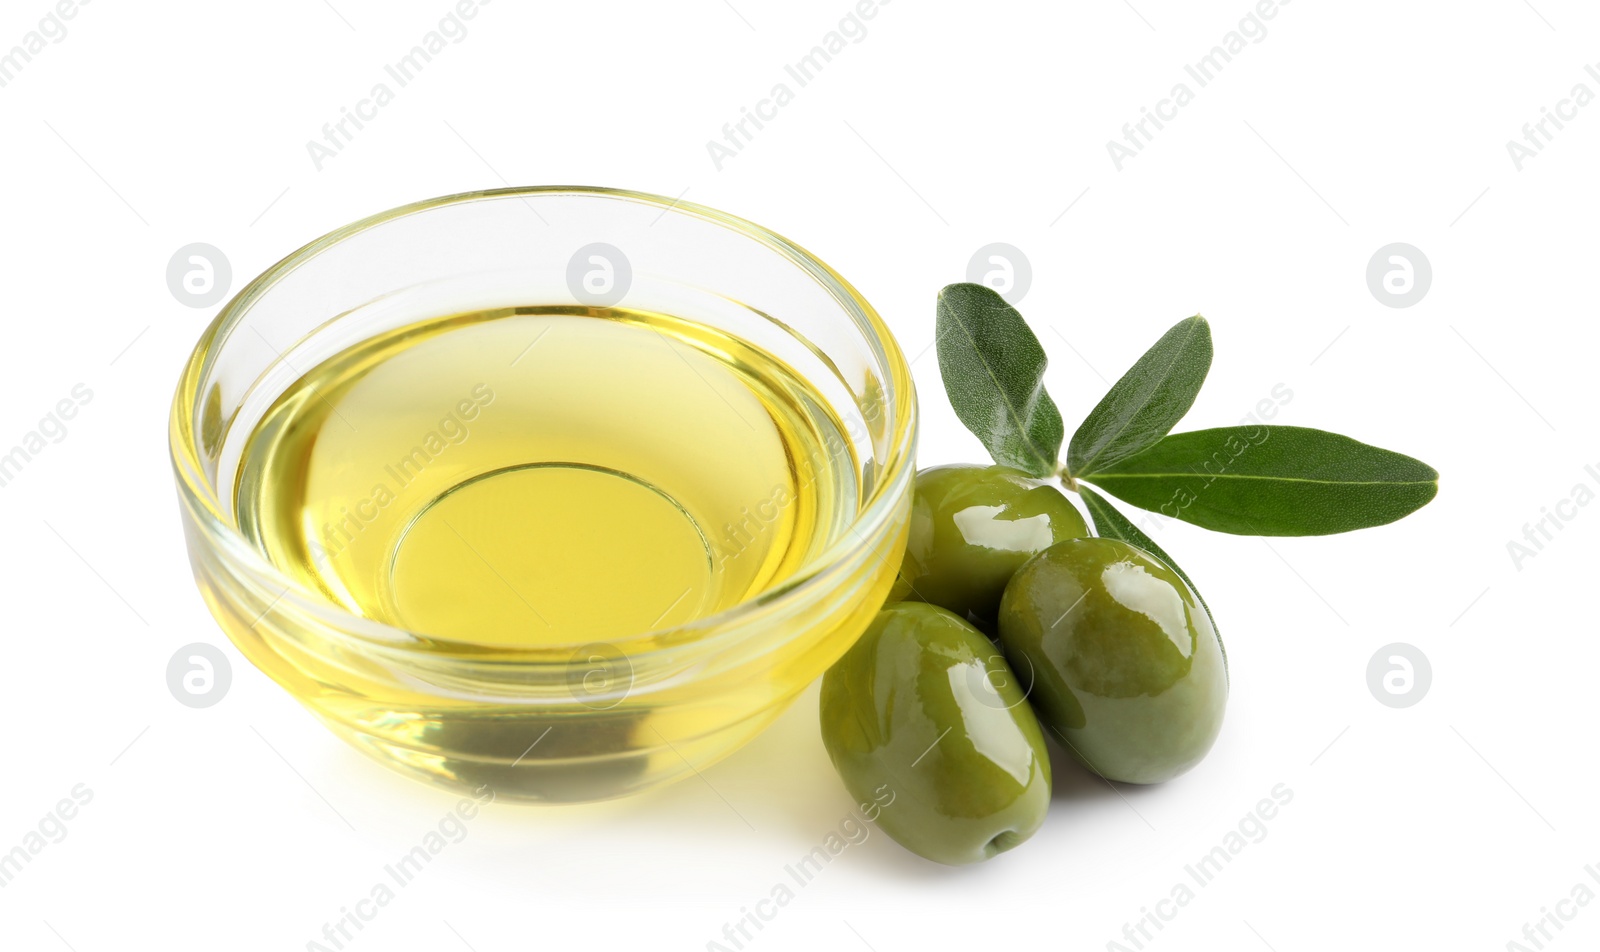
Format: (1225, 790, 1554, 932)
(1069, 315, 1212, 476)
(935, 283, 1063, 477)
(1083, 426, 1438, 536)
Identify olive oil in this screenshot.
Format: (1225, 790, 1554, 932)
(172, 189, 916, 804)
(237, 305, 858, 649)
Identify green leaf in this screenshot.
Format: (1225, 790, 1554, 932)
(1079, 485, 1225, 677)
(1082, 426, 1439, 536)
(935, 283, 1064, 477)
(1068, 315, 1212, 477)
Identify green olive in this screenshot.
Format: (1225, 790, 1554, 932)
(819, 602, 1052, 866)
(891, 464, 1088, 623)
(997, 538, 1226, 784)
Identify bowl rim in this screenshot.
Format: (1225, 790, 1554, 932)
(169, 185, 918, 662)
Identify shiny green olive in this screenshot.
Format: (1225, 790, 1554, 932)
(997, 538, 1226, 785)
(819, 602, 1051, 866)
(891, 464, 1089, 623)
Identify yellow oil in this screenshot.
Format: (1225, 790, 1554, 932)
(224, 304, 894, 800)
(237, 305, 855, 649)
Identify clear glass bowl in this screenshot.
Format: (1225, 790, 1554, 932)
(169, 187, 917, 802)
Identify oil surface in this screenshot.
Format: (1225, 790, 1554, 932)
(236, 306, 857, 648)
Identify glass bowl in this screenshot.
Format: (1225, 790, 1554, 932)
(169, 187, 916, 803)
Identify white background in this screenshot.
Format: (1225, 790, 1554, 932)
(1, 1, 1596, 950)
